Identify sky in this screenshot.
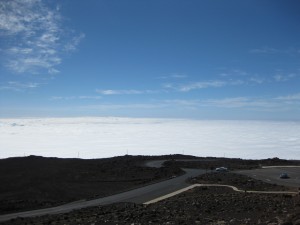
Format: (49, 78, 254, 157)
(1, 0, 300, 120)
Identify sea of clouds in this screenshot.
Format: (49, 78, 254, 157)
(0, 117, 299, 159)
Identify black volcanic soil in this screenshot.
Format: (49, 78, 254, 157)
(4, 186, 300, 225)
(2, 155, 300, 224)
(188, 172, 293, 191)
(164, 157, 300, 170)
(0, 155, 184, 214)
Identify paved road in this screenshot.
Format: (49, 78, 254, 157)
(145, 159, 217, 168)
(236, 167, 300, 187)
(0, 167, 205, 222)
(2, 161, 299, 222)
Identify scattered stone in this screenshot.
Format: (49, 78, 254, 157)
(2, 156, 300, 225)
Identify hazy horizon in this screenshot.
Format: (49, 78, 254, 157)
(1, 117, 299, 160)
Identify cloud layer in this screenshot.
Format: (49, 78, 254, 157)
(1, 118, 299, 159)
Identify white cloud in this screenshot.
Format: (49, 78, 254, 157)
(163, 98, 254, 108)
(79, 96, 102, 100)
(85, 103, 167, 111)
(51, 96, 102, 100)
(162, 83, 174, 89)
(203, 97, 251, 108)
(158, 74, 188, 79)
(163, 96, 297, 111)
(218, 69, 268, 85)
(249, 47, 280, 54)
(249, 77, 265, 84)
(64, 33, 85, 52)
(276, 93, 300, 101)
(218, 69, 248, 78)
(202, 96, 300, 111)
(249, 47, 300, 55)
(48, 68, 60, 74)
(163, 99, 199, 106)
(221, 68, 299, 85)
(231, 69, 248, 76)
(162, 77, 249, 92)
(160, 69, 257, 93)
(96, 89, 142, 95)
(96, 89, 160, 95)
(171, 74, 187, 79)
(0, 81, 40, 91)
(273, 73, 297, 82)
(50, 96, 75, 100)
(179, 81, 226, 92)
(0, 0, 84, 74)
(202, 97, 281, 109)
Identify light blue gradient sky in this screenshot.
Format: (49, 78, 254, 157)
(1, 0, 300, 119)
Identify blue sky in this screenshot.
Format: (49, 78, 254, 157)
(1, 0, 300, 119)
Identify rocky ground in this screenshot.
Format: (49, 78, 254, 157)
(2, 172, 300, 225)
(4, 186, 300, 225)
(164, 157, 300, 171)
(0, 155, 184, 214)
(188, 172, 293, 191)
(1, 155, 300, 224)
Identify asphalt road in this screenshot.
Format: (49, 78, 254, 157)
(235, 167, 300, 188)
(0, 167, 205, 222)
(2, 161, 299, 222)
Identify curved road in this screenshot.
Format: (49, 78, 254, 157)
(0, 161, 205, 222)
(2, 161, 299, 223)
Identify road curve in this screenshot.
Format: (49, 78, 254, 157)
(2, 161, 299, 222)
(0, 165, 205, 222)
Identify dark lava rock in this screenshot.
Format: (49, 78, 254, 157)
(3, 187, 300, 225)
